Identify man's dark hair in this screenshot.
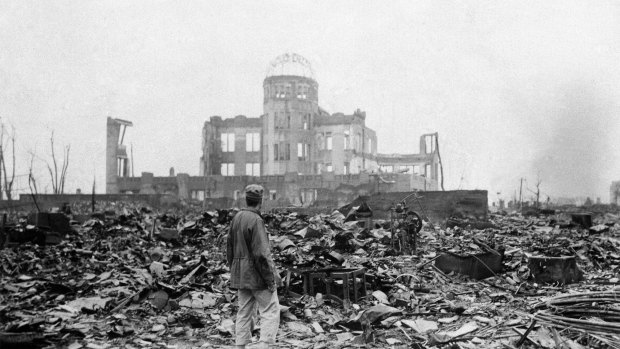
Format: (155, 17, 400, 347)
(246, 196, 262, 207)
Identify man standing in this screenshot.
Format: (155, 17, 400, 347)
(227, 184, 280, 349)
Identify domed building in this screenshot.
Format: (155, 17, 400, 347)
(110, 54, 441, 207)
(200, 53, 439, 183)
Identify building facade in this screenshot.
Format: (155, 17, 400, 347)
(200, 53, 438, 182)
(109, 53, 442, 206)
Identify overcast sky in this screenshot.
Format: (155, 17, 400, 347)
(1, 1, 619, 202)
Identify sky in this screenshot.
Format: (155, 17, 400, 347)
(0, 0, 619, 202)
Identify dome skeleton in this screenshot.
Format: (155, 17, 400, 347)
(266, 53, 316, 80)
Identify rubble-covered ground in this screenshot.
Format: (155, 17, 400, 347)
(1, 202, 619, 349)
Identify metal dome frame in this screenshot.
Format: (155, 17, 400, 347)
(266, 53, 316, 80)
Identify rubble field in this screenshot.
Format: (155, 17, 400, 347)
(1, 201, 619, 349)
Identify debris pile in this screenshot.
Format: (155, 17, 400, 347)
(0, 203, 619, 348)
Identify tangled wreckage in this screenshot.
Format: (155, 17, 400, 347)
(1, 196, 620, 349)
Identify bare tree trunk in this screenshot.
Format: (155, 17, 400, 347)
(50, 131, 59, 193)
(28, 153, 40, 213)
(0, 124, 16, 204)
(60, 145, 70, 194)
(45, 131, 70, 194)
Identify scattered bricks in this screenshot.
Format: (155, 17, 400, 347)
(434, 251, 503, 280)
(528, 255, 584, 285)
(571, 213, 592, 229)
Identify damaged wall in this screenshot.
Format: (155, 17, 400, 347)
(116, 171, 437, 208)
(344, 190, 488, 223)
(7, 194, 169, 212)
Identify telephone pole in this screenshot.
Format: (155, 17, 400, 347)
(519, 178, 524, 213)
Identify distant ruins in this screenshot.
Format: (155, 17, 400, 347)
(611, 181, 620, 205)
(106, 53, 445, 208)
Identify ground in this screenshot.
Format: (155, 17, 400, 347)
(0, 202, 619, 348)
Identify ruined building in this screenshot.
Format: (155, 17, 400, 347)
(611, 181, 620, 205)
(108, 54, 442, 207)
(200, 53, 440, 181)
(106, 117, 133, 194)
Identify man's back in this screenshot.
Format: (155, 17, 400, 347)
(227, 208, 274, 290)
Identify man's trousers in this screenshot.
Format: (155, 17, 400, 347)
(235, 288, 280, 346)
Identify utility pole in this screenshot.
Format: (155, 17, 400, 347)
(519, 178, 524, 213)
(130, 143, 135, 177)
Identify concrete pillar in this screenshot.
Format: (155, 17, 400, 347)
(140, 172, 155, 194)
(177, 173, 190, 200)
(106, 117, 132, 194)
(106, 118, 121, 194)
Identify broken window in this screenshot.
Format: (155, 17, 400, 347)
(301, 113, 311, 130)
(221, 133, 235, 152)
(246, 132, 260, 152)
(221, 163, 234, 176)
(326, 132, 332, 150)
(301, 189, 315, 204)
(297, 84, 308, 99)
(413, 165, 420, 174)
(275, 143, 289, 161)
(233, 190, 240, 200)
(298, 143, 309, 160)
(246, 163, 260, 176)
(274, 112, 281, 129)
(297, 85, 305, 99)
(380, 165, 393, 173)
(269, 190, 277, 200)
